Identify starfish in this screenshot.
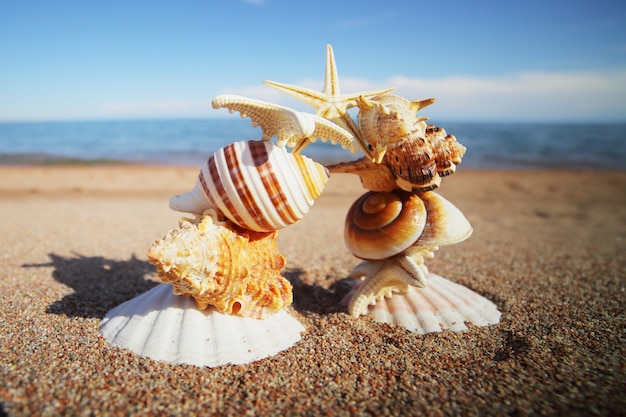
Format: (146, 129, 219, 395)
(264, 44, 394, 162)
(344, 246, 437, 317)
(212, 94, 356, 153)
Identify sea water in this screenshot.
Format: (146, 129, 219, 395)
(0, 119, 624, 169)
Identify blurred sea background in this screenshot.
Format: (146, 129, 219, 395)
(0, 119, 624, 169)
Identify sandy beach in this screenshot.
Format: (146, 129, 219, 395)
(0, 165, 624, 416)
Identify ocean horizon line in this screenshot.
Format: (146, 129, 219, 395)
(1, 119, 624, 170)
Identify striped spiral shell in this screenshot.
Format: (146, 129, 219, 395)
(344, 190, 473, 260)
(169, 140, 329, 232)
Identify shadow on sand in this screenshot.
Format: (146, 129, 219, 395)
(284, 268, 353, 316)
(24, 253, 353, 319)
(23, 252, 157, 319)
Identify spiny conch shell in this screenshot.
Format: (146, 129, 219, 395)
(356, 95, 432, 149)
(100, 283, 305, 367)
(169, 140, 329, 232)
(342, 273, 501, 335)
(147, 210, 291, 319)
(344, 190, 472, 261)
(326, 126, 465, 193)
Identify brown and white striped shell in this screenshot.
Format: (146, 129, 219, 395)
(169, 140, 329, 232)
(344, 190, 473, 260)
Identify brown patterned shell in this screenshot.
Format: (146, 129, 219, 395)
(343, 191, 473, 261)
(344, 190, 427, 260)
(383, 132, 441, 192)
(425, 125, 466, 177)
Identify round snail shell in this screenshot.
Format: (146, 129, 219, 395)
(344, 190, 427, 260)
(169, 140, 329, 232)
(344, 190, 473, 260)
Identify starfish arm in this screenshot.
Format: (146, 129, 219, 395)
(396, 255, 428, 288)
(347, 263, 411, 317)
(307, 114, 357, 152)
(265, 45, 398, 162)
(212, 94, 313, 147)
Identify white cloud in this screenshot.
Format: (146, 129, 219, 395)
(93, 70, 626, 122)
(224, 70, 626, 122)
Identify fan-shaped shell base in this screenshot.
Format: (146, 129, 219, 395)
(100, 284, 305, 367)
(344, 273, 500, 334)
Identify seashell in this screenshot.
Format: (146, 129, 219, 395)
(415, 191, 473, 247)
(344, 190, 472, 261)
(424, 125, 466, 177)
(326, 126, 465, 193)
(147, 210, 291, 319)
(356, 95, 432, 150)
(343, 273, 501, 334)
(344, 190, 427, 260)
(169, 140, 329, 232)
(100, 283, 305, 367)
(383, 134, 441, 192)
(350, 93, 466, 191)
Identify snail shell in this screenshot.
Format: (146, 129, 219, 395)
(344, 190, 427, 260)
(169, 140, 329, 232)
(344, 190, 472, 260)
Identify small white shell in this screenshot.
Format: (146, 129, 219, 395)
(100, 283, 305, 367)
(169, 140, 329, 232)
(344, 273, 501, 334)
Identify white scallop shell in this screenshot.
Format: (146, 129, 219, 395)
(100, 283, 305, 367)
(169, 140, 329, 232)
(344, 273, 501, 334)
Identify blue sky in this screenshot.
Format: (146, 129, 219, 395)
(1, 0, 625, 122)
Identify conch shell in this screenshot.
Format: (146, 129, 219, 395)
(356, 94, 432, 149)
(169, 140, 329, 232)
(147, 210, 291, 319)
(321, 91, 466, 192)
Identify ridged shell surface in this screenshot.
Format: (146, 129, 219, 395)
(384, 134, 440, 192)
(100, 283, 305, 367)
(345, 273, 501, 334)
(169, 140, 329, 232)
(147, 211, 291, 319)
(344, 190, 427, 260)
(357, 95, 426, 148)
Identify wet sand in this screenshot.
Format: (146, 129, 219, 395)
(0, 166, 624, 416)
